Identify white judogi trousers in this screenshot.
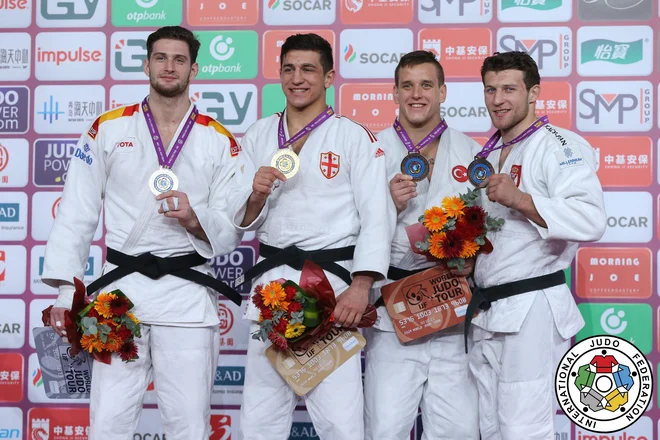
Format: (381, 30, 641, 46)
(239, 323, 364, 440)
(364, 326, 479, 440)
(468, 292, 569, 440)
(89, 325, 220, 440)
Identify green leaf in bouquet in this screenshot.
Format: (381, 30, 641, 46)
(97, 323, 111, 337)
(418, 214, 424, 223)
(486, 215, 505, 231)
(83, 324, 97, 336)
(78, 303, 96, 319)
(459, 187, 480, 206)
(416, 240, 430, 252)
(273, 309, 286, 321)
(445, 218, 456, 230)
(289, 311, 304, 325)
(475, 236, 486, 246)
(447, 258, 465, 272)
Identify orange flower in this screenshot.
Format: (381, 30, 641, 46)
(423, 207, 448, 232)
(261, 281, 286, 308)
(104, 332, 123, 352)
(81, 334, 104, 353)
(94, 293, 117, 319)
(442, 196, 465, 219)
(460, 240, 480, 259)
(428, 232, 446, 259)
(126, 312, 140, 324)
(279, 301, 291, 312)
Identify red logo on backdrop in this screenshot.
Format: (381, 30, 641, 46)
(218, 303, 234, 336)
(320, 152, 340, 179)
(452, 165, 468, 182)
(510, 165, 522, 187)
(29, 407, 90, 440)
(210, 414, 232, 440)
(0, 250, 6, 282)
(0, 144, 8, 173)
(0, 353, 24, 402)
(52, 197, 61, 219)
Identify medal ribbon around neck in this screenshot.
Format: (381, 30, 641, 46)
(142, 96, 198, 195)
(271, 106, 335, 179)
(395, 118, 448, 182)
(467, 115, 549, 187)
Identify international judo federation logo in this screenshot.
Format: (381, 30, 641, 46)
(555, 335, 652, 433)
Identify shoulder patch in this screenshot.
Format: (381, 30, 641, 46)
(336, 115, 378, 143)
(554, 146, 584, 170)
(88, 104, 139, 140)
(195, 113, 241, 157)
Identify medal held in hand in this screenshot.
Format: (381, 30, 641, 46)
(149, 168, 179, 196)
(394, 118, 448, 182)
(142, 96, 198, 195)
(466, 158, 494, 187)
(471, 115, 550, 187)
(271, 149, 300, 179)
(274, 106, 334, 178)
(401, 153, 430, 181)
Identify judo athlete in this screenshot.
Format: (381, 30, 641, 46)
(364, 50, 480, 440)
(466, 51, 607, 439)
(227, 33, 395, 440)
(42, 26, 243, 439)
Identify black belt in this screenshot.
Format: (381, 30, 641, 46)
(373, 266, 427, 308)
(233, 243, 355, 290)
(463, 270, 566, 353)
(86, 248, 242, 306)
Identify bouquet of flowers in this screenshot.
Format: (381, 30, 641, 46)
(42, 277, 141, 364)
(251, 260, 377, 351)
(406, 188, 504, 272)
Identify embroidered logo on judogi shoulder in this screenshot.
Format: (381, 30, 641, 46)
(510, 165, 521, 187)
(320, 151, 340, 179)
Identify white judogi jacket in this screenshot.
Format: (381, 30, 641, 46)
(472, 124, 606, 339)
(372, 125, 483, 331)
(228, 110, 396, 321)
(42, 101, 243, 326)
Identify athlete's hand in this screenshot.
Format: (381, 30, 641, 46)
(390, 173, 416, 214)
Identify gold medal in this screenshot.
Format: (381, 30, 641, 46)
(271, 149, 300, 179)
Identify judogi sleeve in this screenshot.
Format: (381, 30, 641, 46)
(529, 139, 607, 242)
(41, 123, 107, 306)
(227, 123, 269, 231)
(349, 127, 396, 280)
(187, 125, 244, 258)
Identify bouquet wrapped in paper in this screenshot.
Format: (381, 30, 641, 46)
(42, 277, 141, 364)
(251, 260, 377, 351)
(406, 188, 505, 271)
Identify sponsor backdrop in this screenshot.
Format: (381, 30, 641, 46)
(0, 0, 656, 438)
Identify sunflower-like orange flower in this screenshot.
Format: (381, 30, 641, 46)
(81, 334, 104, 353)
(428, 232, 446, 259)
(442, 196, 466, 219)
(94, 292, 117, 319)
(423, 207, 448, 232)
(460, 240, 480, 259)
(261, 281, 286, 308)
(104, 331, 124, 352)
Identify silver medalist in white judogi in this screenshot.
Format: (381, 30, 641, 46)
(41, 102, 243, 440)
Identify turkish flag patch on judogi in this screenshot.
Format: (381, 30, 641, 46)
(510, 165, 522, 187)
(320, 151, 340, 179)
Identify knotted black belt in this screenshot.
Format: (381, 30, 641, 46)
(463, 270, 566, 353)
(86, 247, 242, 306)
(373, 266, 428, 308)
(232, 242, 355, 292)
